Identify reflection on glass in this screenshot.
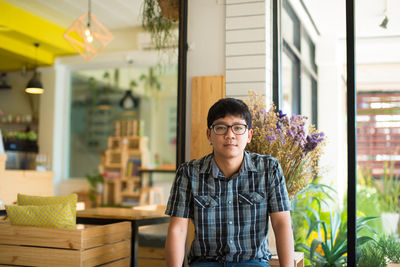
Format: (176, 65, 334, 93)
(301, 72, 312, 123)
(282, 7, 295, 45)
(355, 0, 400, 262)
(282, 52, 293, 116)
(69, 65, 177, 178)
(357, 92, 400, 236)
(284, 0, 353, 265)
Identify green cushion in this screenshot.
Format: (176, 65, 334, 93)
(5, 203, 76, 229)
(17, 193, 77, 219)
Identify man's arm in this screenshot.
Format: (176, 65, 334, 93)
(270, 211, 294, 267)
(165, 216, 189, 267)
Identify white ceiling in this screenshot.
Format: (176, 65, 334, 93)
(304, 0, 400, 38)
(2, 0, 144, 29)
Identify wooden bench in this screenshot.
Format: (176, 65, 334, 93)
(269, 252, 304, 267)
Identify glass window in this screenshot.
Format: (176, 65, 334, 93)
(282, 52, 294, 116)
(301, 72, 312, 122)
(68, 65, 178, 178)
(281, 0, 317, 121)
(282, 7, 295, 46)
(301, 34, 316, 72)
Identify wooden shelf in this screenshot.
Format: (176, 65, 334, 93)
(101, 136, 149, 205)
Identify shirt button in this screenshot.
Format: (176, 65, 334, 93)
(229, 240, 233, 244)
(228, 200, 232, 204)
(228, 221, 233, 225)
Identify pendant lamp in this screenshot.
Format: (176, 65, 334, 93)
(64, 0, 113, 61)
(379, 0, 389, 29)
(120, 90, 139, 109)
(25, 43, 44, 95)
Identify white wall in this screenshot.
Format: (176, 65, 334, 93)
(186, 0, 226, 160)
(37, 67, 56, 171)
(316, 37, 347, 202)
(225, 0, 271, 99)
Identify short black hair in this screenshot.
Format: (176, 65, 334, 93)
(207, 98, 252, 129)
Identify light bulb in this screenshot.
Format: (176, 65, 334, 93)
(85, 27, 93, 43)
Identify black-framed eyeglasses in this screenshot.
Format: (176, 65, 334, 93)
(210, 124, 248, 135)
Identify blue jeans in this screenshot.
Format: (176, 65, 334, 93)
(190, 259, 270, 267)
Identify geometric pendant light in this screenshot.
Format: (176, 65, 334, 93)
(63, 0, 113, 61)
(25, 43, 44, 95)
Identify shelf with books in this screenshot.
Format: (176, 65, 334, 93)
(100, 136, 149, 205)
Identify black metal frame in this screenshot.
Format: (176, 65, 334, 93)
(272, 0, 357, 264)
(346, 0, 357, 265)
(272, 0, 282, 109)
(177, 0, 188, 166)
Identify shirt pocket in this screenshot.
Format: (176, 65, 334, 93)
(237, 191, 265, 205)
(193, 195, 219, 209)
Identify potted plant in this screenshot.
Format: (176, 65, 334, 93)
(297, 207, 377, 266)
(358, 235, 400, 267)
(380, 235, 400, 267)
(291, 179, 337, 253)
(156, 0, 179, 21)
(358, 240, 386, 267)
(359, 161, 400, 236)
(85, 171, 103, 207)
(378, 162, 400, 237)
(141, 0, 178, 51)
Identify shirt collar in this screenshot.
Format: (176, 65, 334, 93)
(200, 151, 258, 178)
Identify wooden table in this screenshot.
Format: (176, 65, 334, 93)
(77, 205, 169, 267)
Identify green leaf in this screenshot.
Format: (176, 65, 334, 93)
(310, 239, 324, 260)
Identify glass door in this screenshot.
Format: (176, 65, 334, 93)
(282, 1, 350, 265)
(356, 0, 400, 265)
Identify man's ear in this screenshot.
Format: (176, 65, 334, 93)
(247, 129, 253, 143)
(207, 128, 211, 142)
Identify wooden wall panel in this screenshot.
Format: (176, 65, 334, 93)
(190, 76, 225, 161)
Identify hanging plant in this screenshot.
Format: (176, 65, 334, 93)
(157, 0, 179, 21)
(139, 67, 163, 93)
(141, 0, 179, 51)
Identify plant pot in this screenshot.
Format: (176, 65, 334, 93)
(381, 212, 400, 237)
(157, 0, 179, 21)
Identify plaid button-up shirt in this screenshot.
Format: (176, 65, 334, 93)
(165, 151, 290, 263)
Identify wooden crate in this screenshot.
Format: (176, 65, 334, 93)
(0, 221, 131, 267)
(138, 247, 166, 267)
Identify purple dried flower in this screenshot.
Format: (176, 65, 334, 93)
(266, 135, 276, 142)
(275, 128, 283, 136)
(287, 128, 295, 139)
(304, 132, 325, 153)
(277, 110, 286, 119)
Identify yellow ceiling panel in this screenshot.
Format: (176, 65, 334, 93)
(0, 0, 77, 71)
(0, 35, 53, 65)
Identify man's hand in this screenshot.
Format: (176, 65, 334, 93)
(165, 216, 189, 267)
(270, 211, 294, 267)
